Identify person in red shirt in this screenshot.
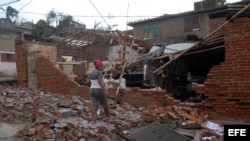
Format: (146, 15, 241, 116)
(89, 59, 110, 124)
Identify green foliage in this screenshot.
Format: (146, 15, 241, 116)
(46, 9, 57, 26)
(6, 6, 18, 22)
(31, 19, 55, 37)
(161, 100, 168, 107)
(30, 9, 82, 37)
(58, 15, 73, 27)
(161, 118, 173, 125)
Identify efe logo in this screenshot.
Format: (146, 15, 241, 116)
(224, 125, 250, 141)
(228, 129, 246, 136)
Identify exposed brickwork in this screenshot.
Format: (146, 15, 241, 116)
(108, 88, 203, 111)
(196, 17, 250, 122)
(15, 17, 250, 123)
(35, 56, 199, 111)
(15, 38, 28, 87)
(15, 38, 90, 99)
(36, 56, 90, 99)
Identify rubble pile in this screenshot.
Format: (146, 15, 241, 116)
(0, 86, 224, 141)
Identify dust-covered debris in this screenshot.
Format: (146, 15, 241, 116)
(0, 86, 226, 140)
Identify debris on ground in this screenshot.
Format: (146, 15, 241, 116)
(0, 86, 225, 140)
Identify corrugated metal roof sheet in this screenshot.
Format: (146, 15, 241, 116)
(164, 43, 194, 53)
(128, 122, 190, 141)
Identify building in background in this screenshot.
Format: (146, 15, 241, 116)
(0, 19, 31, 83)
(127, 0, 248, 45)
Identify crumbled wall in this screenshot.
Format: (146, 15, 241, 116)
(35, 56, 201, 110)
(113, 88, 203, 109)
(15, 37, 201, 111)
(196, 17, 250, 122)
(16, 17, 250, 123)
(36, 57, 90, 99)
(15, 38, 28, 87)
(15, 38, 90, 99)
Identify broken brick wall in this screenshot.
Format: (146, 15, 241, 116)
(15, 37, 28, 87)
(112, 88, 203, 110)
(196, 17, 250, 122)
(15, 38, 58, 87)
(15, 38, 90, 99)
(35, 55, 201, 110)
(36, 56, 90, 99)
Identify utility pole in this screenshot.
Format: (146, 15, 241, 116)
(126, 2, 129, 31)
(0, 0, 20, 6)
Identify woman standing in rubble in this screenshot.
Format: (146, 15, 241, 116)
(89, 59, 110, 124)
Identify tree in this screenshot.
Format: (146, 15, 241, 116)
(32, 19, 55, 37)
(6, 6, 18, 22)
(56, 15, 74, 36)
(46, 9, 57, 26)
(58, 15, 73, 26)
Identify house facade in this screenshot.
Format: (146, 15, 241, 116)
(0, 20, 18, 78)
(127, 0, 246, 45)
(0, 19, 31, 80)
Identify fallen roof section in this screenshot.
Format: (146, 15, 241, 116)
(127, 122, 190, 141)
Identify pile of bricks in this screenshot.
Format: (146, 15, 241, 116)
(0, 86, 225, 140)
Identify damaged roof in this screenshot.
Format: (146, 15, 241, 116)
(25, 30, 153, 53)
(128, 122, 189, 141)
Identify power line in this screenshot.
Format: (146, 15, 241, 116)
(9, 11, 158, 18)
(126, 2, 129, 30)
(0, 0, 20, 6)
(89, 0, 110, 28)
(18, 0, 34, 11)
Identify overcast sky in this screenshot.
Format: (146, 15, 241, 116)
(0, 0, 241, 30)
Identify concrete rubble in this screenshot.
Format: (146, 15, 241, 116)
(0, 86, 224, 141)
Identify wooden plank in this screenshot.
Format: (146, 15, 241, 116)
(107, 81, 119, 86)
(181, 107, 193, 112)
(153, 3, 250, 74)
(167, 111, 178, 120)
(57, 62, 82, 65)
(117, 50, 130, 54)
(179, 111, 203, 124)
(57, 61, 87, 65)
(114, 58, 127, 62)
(115, 62, 127, 96)
(68, 75, 77, 78)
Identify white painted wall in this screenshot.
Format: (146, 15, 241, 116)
(0, 51, 17, 76)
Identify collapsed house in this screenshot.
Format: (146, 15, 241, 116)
(15, 4, 250, 121)
(1, 1, 248, 141)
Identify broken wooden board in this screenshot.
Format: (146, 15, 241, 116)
(179, 111, 203, 124)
